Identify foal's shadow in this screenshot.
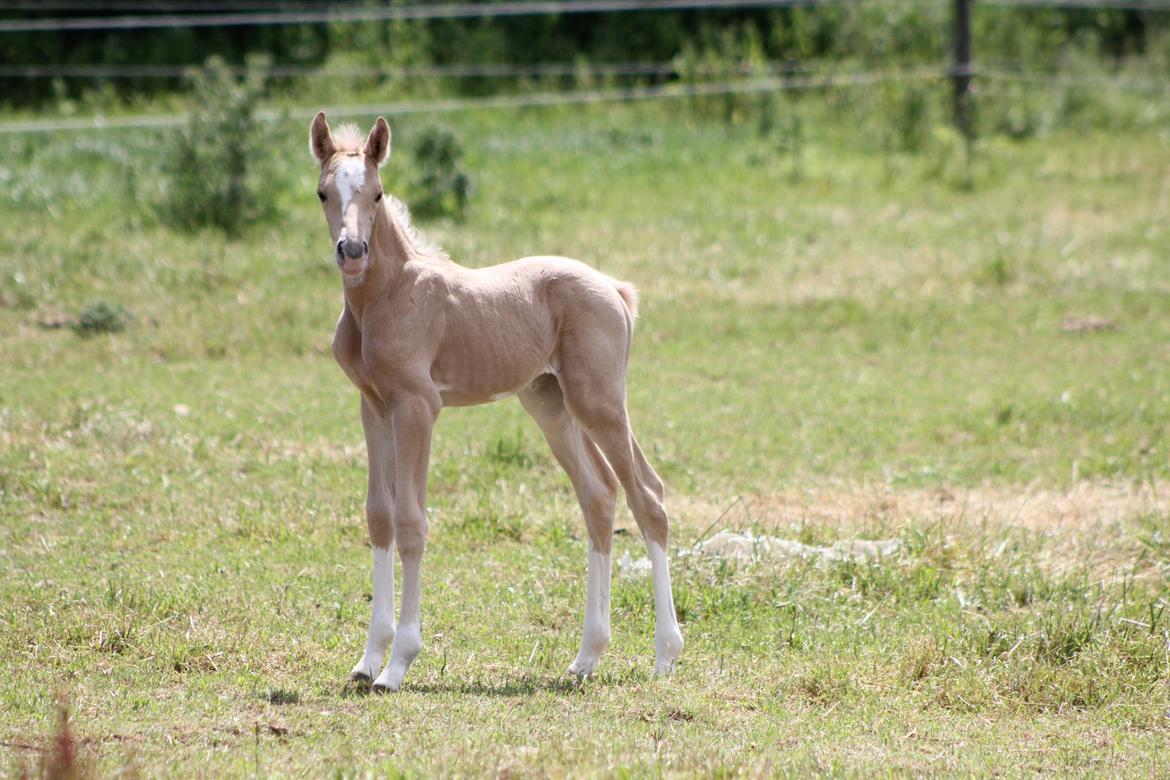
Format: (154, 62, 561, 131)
(342, 673, 592, 698)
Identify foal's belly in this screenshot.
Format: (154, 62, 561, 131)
(433, 365, 552, 408)
(430, 329, 556, 408)
(437, 384, 526, 407)
(428, 262, 563, 407)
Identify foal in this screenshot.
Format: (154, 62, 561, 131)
(310, 112, 683, 692)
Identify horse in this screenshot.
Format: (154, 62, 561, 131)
(309, 112, 683, 692)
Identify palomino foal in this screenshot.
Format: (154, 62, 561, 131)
(310, 112, 683, 691)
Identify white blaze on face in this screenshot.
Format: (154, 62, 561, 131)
(335, 156, 366, 211)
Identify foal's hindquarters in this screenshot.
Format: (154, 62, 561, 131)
(518, 370, 685, 677)
(515, 275, 684, 677)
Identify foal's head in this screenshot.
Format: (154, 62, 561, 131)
(309, 112, 391, 286)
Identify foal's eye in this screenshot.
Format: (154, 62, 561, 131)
(374, 191, 383, 202)
(317, 191, 326, 203)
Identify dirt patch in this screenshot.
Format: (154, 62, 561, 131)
(1059, 315, 1119, 333)
(674, 481, 1168, 535)
(261, 438, 363, 465)
(670, 481, 1168, 576)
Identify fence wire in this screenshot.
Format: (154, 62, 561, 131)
(0, 0, 859, 34)
(0, 68, 943, 135)
(981, 0, 1170, 9)
(0, 61, 860, 80)
(980, 68, 1170, 93)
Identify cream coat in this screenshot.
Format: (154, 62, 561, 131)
(310, 113, 683, 691)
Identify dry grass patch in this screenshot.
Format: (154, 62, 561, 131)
(672, 480, 1169, 575)
(676, 480, 1169, 533)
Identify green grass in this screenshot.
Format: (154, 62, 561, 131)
(2, 98, 1169, 776)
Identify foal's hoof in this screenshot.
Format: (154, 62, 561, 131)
(567, 656, 598, 681)
(349, 657, 382, 684)
(654, 659, 677, 677)
(372, 665, 406, 693)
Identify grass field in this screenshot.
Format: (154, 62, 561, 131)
(2, 97, 1169, 776)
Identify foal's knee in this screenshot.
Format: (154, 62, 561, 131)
(393, 507, 428, 560)
(366, 501, 393, 549)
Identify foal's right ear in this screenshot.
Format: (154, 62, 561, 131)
(309, 111, 335, 164)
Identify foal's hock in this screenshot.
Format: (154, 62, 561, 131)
(310, 113, 683, 691)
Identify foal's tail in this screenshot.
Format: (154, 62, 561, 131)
(613, 280, 639, 320)
(612, 279, 638, 367)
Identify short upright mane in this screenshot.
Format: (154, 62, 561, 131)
(332, 123, 365, 154)
(384, 194, 449, 264)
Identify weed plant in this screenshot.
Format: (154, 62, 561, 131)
(160, 56, 278, 236)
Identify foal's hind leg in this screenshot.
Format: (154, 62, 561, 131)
(559, 373, 684, 676)
(519, 375, 619, 677)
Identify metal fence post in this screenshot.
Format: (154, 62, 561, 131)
(953, 0, 973, 140)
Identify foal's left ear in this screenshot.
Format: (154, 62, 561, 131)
(364, 117, 391, 167)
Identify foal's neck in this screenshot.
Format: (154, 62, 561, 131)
(343, 202, 411, 321)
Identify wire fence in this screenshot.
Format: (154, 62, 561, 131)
(0, 62, 673, 80)
(0, 60, 899, 81)
(0, 0, 1165, 134)
(981, 0, 1170, 8)
(5, 0, 1170, 34)
(980, 68, 1170, 93)
(0, 67, 944, 135)
(0, 0, 854, 34)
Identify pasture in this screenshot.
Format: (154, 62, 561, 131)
(2, 99, 1169, 775)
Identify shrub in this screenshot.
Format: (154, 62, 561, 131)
(676, 22, 772, 124)
(407, 126, 472, 221)
(73, 301, 128, 336)
(160, 56, 276, 235)
(924, 124, 973, 190)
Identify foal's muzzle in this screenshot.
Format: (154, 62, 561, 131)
(337, 238, 369, 262)
(336, 237, 369, 279)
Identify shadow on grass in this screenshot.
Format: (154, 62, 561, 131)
(342, 673, 593, 698)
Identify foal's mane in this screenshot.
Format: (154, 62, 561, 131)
(332, 123, 366, 154)
(384, 194, 450, 264)
(333, 122, 449, 264)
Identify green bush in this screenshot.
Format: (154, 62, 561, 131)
(676, 22, 772, 125)
(888, 83, 932, 153)
(73, 301, 128, 336)
(407, 126, 472, 221)
(159, 56, 276, 236)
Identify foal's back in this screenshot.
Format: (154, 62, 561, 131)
(428, 255, 634, 406)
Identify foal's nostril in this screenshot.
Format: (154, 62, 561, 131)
(342, 239, 366, 259)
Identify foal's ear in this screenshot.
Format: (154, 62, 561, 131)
(364, 117, 391, 167)
(309, 111, 335, 164)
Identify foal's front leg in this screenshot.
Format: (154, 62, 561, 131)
(373, 393, 438, 693)
(351, 400, 396, 683)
